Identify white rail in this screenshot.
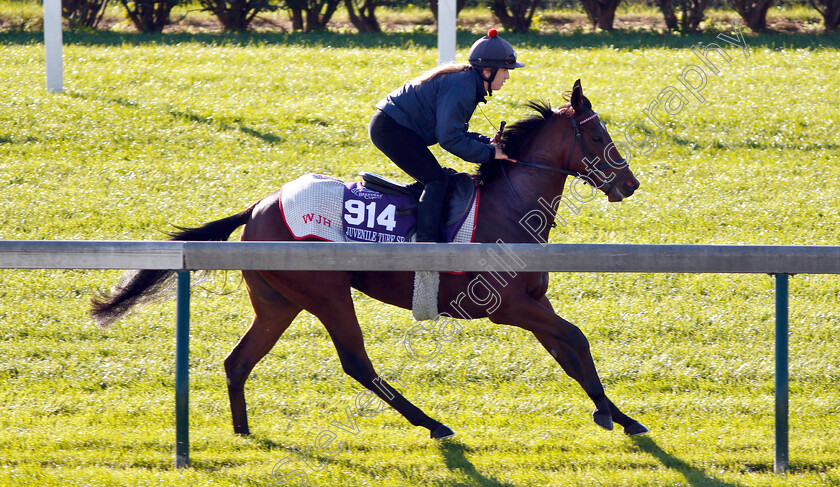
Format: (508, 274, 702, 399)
(2, 241, 839, 273)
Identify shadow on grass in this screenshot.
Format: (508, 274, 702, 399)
(1, 28, 838, 50)
(64, 90, 285, 145)
(631, 436, 745, 487)
(437, 439, 516, 487)
(250, 434, 285, 451)
(167, 108, 285, 145)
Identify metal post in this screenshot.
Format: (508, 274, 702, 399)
(175, 271, 190, 468)
(44, 0, 63, 92)
(437, 0, 456, 64)
(774, 273, 789, 474)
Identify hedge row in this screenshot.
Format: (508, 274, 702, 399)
(61, 0, 837, 34)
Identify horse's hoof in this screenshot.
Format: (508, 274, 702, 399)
(430, 424, 455, 439)
(623, 421, 649, 437)
(592, 409, 614, 431)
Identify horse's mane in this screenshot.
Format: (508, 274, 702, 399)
(474, 99, 569, 184)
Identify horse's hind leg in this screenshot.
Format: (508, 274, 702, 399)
(264, 270, 453, 439)
(225, 270, 302, 435)
(317, 296, 453, 438)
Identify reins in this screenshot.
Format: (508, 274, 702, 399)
(502, 110, 629, 189)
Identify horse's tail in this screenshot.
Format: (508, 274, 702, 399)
(90, 203, 258, 328)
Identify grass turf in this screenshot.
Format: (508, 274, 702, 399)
(0, 26, 839, 486)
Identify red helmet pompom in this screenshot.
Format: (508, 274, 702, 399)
(488, 29, 498, 38)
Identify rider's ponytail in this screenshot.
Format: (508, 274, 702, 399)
(411, 62, 471, 85)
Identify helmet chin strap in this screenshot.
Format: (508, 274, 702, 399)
(476, 67, 499, 96)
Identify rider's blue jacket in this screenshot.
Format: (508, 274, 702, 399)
(375, 68, 495, 164)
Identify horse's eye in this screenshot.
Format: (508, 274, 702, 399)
(593, 136, 602, 142)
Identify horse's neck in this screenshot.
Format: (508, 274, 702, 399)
(474, 162, 568, 244)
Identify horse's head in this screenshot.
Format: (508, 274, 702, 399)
(565, 79, 639, 202)
(486, 83, 639, 204)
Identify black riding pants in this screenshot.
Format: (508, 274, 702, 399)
(368, 109, 448, 186)
(369, 109, 450, 241)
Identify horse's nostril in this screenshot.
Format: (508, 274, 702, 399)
(625, 180, 636, 188)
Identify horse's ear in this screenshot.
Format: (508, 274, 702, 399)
(570, 79, 592, 112)
(571, 79, 583, 111)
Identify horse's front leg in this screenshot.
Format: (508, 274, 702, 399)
(530, 296, 648, 436)
(488, 292, 645, 435)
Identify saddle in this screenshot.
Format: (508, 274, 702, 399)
(359, 168, 477, 228)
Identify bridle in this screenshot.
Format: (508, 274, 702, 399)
(503, 110, 630, 191)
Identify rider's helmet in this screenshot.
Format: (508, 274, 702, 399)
(468, 29, 525, 95)
(468, 29, 525, 70)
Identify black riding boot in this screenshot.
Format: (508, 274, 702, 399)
(416, 178, 449, 242)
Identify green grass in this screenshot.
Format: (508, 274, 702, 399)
(1, 28, 840, 486)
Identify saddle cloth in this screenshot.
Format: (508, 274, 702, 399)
(279, 173, 479, 244)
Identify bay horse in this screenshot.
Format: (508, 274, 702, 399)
(92, 80, 648, 440)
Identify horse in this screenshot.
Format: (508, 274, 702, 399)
(91, 79, 648, 440)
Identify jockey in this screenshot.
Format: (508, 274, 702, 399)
(369, 29, 525, 242)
